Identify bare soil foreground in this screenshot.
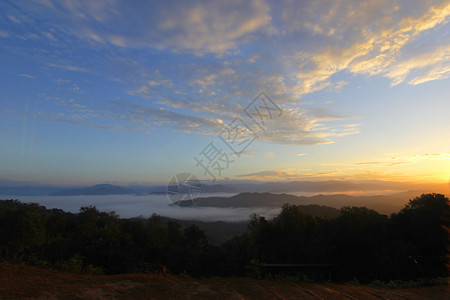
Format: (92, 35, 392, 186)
(1, 263, 448, 299)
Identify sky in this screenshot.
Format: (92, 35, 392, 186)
(0, 0, 449, 187)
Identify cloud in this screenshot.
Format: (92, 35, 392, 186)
(265, 152, 275, 159)
(131, 80, 174, 96)
(18, 194, 281, 221)
(110, 101, 225, 134)
(351, 1, 450, 84)
(354, 152, 450, 167)
(40, 96, 357, 146)
(9, 0, 450, 86)
(19, 73, 35, 79)
(8, 15, 21, 24)
(409, 63, 450, 85)
(0, 30, 10, 38)
(236, 166, 431, 182)
(281, 0, 450, 95)
(355, 161, 411, 167)
(237, 168, 298, 180)
(384, 44, 450, 85)
(3, 0, 447, 147)
(49, 63, 90, 73)
(41, 31, 56, 40)
(411, 153, 450, 160)
(248, 54, 261, 63)
(255, 107, 359, 145)
(32, 0, 273, 55)
(236, 168, 366, 181)
(307, 107, 351, 121)
(36, 98, 226, 135)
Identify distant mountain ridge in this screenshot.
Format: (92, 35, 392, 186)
(0, 180, 446, 201)
(0, 186, 60, 196)
(51, 184, 133, 196)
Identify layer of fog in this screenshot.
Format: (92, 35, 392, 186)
(13, 194, 281, 222)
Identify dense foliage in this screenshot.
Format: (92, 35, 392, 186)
(0, 193, 448, 282)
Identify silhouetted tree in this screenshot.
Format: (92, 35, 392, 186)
(390, 193, 449, 279)
(332, 206, 390, 281)
(1, 194, 447, 281)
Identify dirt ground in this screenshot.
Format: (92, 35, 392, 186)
(0, 263, 448, 299)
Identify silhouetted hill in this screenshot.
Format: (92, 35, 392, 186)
(51, 184, 134, 196)
(176, 192, 302, 207)
(174, 192, 340, 218)
(174, 191, 424, 214)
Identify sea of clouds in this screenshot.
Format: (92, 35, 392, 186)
(14, 194, 281, 222)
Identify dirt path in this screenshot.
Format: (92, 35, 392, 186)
(0, 263, 448, 299)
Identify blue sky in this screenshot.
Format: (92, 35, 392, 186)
(0, 0, 449, 186)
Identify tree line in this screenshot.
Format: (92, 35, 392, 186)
(0, 193, 448, 283)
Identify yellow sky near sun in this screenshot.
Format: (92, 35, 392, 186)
(237, 152, 450, 184)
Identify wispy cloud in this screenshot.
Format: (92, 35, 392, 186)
(281, 0, 450, 95)
(385, 44, 450, 85)
(410, 153, 450, 160)
(363, 153, 450, 164)
(8, 15, 21, 24)
(49, 63, 90, 73)
(236, 167, 436, 183)
(19, 73, 35, 79)
(34, 97, 226, 135)
(355, 161, 411, 167)
(0, 30, 10, 38)
(3, 0, 448, 147)
(257, 107, 359, 145)
(33, 0, 273, 55)
(110, 101, 225, 134)
(237, 168, 298, 181)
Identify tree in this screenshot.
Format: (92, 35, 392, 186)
(333, 206, 390, 281)
(183, 225, 209, 276)
(0, 201, 47, 260)
(390, 193, 449, 278)
(75, 206, 128, 273)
